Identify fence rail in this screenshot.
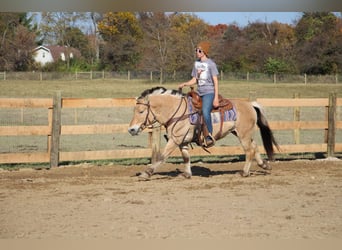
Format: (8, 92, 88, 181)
(0, 94, 341, 166)
(0, 71, 341, 84)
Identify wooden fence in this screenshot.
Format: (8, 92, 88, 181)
(0, 93, 341, 167)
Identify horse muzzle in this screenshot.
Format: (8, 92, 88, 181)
(128, 125, 141, 136)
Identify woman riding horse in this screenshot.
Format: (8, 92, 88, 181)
(128, 86, 279, 180)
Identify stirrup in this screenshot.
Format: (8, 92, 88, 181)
(204, 134, 215, 148)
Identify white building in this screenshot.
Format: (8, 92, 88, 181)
(33, 45, 81, 66)
(32, 46, 54, 66)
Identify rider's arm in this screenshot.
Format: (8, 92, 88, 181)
(179, 77, 197, 89)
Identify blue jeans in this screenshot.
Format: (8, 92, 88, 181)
(201, 93, 214, 135)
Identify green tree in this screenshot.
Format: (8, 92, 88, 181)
(294, 12, 342, 74)
(97, 12, 142, 71)
(264, 57, 291, 74)
(63, 27, 94, 64)
(169, 13, 209, 71)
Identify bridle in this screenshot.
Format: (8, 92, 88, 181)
(136, 94, 188, 128)
(135, 99, 158, 131)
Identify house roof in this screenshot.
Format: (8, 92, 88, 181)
(33, 45, 50, 53)
(33, 45, 81, 61)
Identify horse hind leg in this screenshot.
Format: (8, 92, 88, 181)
(254, 141, 272, 171)
(239, 132, 271, 176)
(239, 136, 256, 177)
(240, 138, 272, 177)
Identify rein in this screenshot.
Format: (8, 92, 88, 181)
(164, 96, 188, 128)
(138, 95, 190, 145)
(164, 96, 191, 146)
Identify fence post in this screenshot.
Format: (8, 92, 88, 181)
(293, 93, 301, 144)
(304, 73, 307, 84)
(248, 91, 257, 102)
(50, 91, 62, 168)
(327, 92, 336, 157)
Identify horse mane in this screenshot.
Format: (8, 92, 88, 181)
(138, 86, 184, 99)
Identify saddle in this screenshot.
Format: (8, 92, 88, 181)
(187, 90, 233, 112)
(186, 90, 234, 146)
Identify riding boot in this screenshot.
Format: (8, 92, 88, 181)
(204, 133, 215, 148)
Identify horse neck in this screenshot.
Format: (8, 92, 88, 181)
(149, 94, 186, 125)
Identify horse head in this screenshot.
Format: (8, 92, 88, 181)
(128, 87, 167, 136)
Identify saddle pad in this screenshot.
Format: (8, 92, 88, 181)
(188, 96, 237, 125)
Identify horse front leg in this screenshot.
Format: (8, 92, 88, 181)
(137, 139, 178, 180)
(178, 145, 192, 179)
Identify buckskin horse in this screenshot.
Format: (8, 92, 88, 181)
(128, 86, 279, 179)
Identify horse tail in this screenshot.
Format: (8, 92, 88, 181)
(252, 102, 279, 160)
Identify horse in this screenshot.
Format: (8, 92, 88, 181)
(128, 86, 279, 179)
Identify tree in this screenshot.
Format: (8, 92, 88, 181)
(97, 12, 142, 71)
(37, 12, 90, 69)
(0, 13, 36, 71)
(39, 12, 88, 45)
(63, 27, 94, 64)
(89, 12, 102, 63)
(294, 12, 342, 74)
(264, 57, 291, 75)
(169, 12, 209, 69)
(137, 12, 171, 79)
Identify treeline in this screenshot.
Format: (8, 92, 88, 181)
(0, 12, 341, 77)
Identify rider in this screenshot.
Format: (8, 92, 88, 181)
(179, 41, 219, 147)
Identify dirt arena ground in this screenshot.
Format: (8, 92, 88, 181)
(0, 159, 341, 239)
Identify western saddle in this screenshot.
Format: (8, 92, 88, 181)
(187, 88, 234, 147)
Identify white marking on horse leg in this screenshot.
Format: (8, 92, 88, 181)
(180, 145, 192, 178)
(242, 161, 252, 177)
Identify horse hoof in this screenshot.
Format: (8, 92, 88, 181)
(241, 171, 250, 177)
(259, 160, 272, 170)
(178, 172, 192, 179)
(136, 171, 151, 181)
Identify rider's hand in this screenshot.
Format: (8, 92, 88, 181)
(213, 97, 219, 108)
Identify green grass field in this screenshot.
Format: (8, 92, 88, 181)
(1, 79, 341, 98)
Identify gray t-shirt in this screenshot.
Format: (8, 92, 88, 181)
(191, 58, 219, 96)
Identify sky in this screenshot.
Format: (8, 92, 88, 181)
(191, 12, 303, 26)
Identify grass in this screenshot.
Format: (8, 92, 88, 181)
(0, 79, 341, 98)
